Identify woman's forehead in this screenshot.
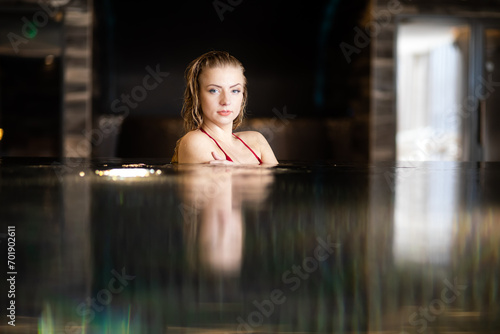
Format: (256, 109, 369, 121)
(199, 66, 244, 82)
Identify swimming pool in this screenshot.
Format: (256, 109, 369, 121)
(0, 158, 498, 333)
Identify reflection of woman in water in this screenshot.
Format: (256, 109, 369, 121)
(177, 165, 274, 276)
(171, 50, 278, 165)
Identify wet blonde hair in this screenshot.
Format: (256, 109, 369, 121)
(171, 51, 248, 163)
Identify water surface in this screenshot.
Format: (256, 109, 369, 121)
(0, 158, 498, 333)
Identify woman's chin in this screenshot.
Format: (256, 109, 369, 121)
(206, 116, 237, 127)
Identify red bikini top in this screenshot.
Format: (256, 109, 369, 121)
(200, 128, 263, 164)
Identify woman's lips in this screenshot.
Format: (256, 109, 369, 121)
(217, 110, 232, 116)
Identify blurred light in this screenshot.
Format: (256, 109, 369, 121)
(26, 23, 37, 39)
(398, 23, 458, 55)
(94, 168, 159, 180)
(0, 128, 3, 141)
(48, 0, 72, 6)
(45, 55, 55, 66)
(54, 11, 64, 22)
(486, 61, 495, 73)
(122, 163, 146, 168)
(79, 171, 85, 177)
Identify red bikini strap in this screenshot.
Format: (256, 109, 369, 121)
(232, 133, 263, 164)
(200, 128, 233, 162)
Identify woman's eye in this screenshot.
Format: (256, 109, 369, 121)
(209, 89, 218, 94)
(232, 89, 241, 94)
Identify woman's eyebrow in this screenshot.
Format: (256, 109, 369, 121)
(206, 83, 242, 88)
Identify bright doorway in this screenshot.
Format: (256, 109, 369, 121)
(396, 20, 470, 161)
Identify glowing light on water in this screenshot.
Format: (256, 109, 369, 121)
(94, 168, 160, 180)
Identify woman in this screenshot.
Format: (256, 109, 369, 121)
(171, 51, 278, 165)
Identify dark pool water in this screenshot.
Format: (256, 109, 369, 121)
(0, 158, 499, 333)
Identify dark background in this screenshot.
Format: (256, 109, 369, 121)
(0, 0, 370, 158)
(93, 0, 369, 118)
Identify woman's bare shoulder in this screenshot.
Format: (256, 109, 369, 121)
(180, 129, 206, 143)
(179, 129, 213, 151)
(235, 130, 278, 164)
(178, 129, 213, 163)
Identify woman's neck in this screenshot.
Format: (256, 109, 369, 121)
(201, 122, 233, 142)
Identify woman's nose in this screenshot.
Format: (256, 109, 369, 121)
(219, 91, 231, 105)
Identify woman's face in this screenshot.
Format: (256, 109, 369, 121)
(198, 65, 244, 128)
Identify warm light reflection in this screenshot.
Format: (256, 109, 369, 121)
(94, 168, 160, 179)
(176, 165, 274, 276)
(45, 55, 55, 66)
(54, 11, 64, 22)
(0, 128, 3, 141)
